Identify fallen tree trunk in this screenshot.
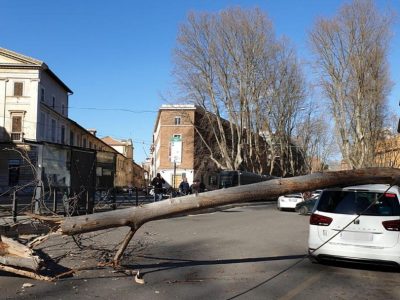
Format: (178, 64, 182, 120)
(59, 168, 400, 264)
(2, 168, 399, 276)
(0, 236, 43, 271)
(61, 168, 400, 236)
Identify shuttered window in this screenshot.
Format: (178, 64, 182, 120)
(14, 82, 23, 97)
(12, 116, 22, 132)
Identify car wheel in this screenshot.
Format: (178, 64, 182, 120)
(299, 206, 308, 215)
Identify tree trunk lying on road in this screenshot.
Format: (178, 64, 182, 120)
(0, 235, 43, 272)
(60, 167, 400, 264)
(2, 167, 399, 279)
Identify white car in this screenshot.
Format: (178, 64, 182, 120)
(277, 193, 304, 211)
(308, 184, 400, 267)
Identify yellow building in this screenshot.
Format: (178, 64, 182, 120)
(375, 135, 400, 168)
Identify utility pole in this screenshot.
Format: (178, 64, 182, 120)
(173, 160, 177, 190)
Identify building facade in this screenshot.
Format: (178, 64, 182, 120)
(0, 47, 144, 195)
(375, 135, 400, 168)
(152, 104, 219, 190)
(101, 136, 145, 188)
(0, 47, 72, 144)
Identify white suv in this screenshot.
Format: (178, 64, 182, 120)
(308, 184, 400, 267)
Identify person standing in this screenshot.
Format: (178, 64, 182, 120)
(128, 184, 133, 198)
(178, 178, 190, 195)
(151, 173, 165, 202)
(191, 178, 207, 195)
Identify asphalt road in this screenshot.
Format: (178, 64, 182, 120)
(1, 202, 399, 299)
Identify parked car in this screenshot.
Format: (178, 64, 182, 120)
(308, 184, 400, 267)
(295, 195, 319, 215)
(312, 190, 322, 197)
(277, 193, 304, 211)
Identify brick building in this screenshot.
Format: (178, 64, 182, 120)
(152, 104, 219, 190)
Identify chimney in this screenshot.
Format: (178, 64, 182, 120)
(87, 129, 97, 136)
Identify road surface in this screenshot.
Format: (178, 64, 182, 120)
(1, 202, 399, 299)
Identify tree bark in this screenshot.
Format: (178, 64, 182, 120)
(61, 168, 400, 236)
(0, 236, 43, 271)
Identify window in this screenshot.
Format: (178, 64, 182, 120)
(11, 114, 23, 141)
(89, 141, 92, 149)
(61, 125, 65, 144)
(209, 175, 217, 185)
(40, 87, 45, 102)
(173, 134, 181, 139)
(61, 104, 65, 115)
(83, 137, 87, 148)
(51, 119, 56, 142)
(40, 112, 45, 138)
(52, 96, 56, 108)
(317, 191, 400, 216)
(8, 159, 21, 186)
(13, 82, 23, 97)
(174, 116, 181, 125)
(70, 130, 74, 146)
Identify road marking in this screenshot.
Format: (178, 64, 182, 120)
(278, 271, 323, 300)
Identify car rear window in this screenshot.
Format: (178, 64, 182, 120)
(287, 194, 302, 198)
(316, 191, 400, 216)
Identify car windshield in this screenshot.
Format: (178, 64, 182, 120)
(316, 190, 400, 216)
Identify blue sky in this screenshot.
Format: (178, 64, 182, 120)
(2, 0, 399, 163)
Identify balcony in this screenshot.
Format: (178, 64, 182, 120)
(11, 132, 23, 141)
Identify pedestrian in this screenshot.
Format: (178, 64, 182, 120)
(128, 184, 133, 198)
(178, 177, 190, 195)
(190, 178, 203, 195)
(151, 173, 165, 202)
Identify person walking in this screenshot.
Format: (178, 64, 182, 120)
(151, 173, 165, 202)
(178, 178, 190, 195)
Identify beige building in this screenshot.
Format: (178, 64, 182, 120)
(0, 47, 72, 144)
(375, 135, 400, 168)
(101, 136, 134, 159)
(101, 136, 143, 188)
(0, 47, 144, 192)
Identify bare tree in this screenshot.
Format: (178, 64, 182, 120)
(309, 0, 393, 169)
(294, 105, 336, 173)
(260, 39, 307, 176)
(174, 8, 306, 175)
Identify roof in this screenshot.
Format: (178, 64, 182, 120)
(66, 119, 118, 154)
(160, 104, 196, 110)
(0, 47, 43, 65)
(153, 104, 198, 133)
(0, 47, 73, 94)
(101, 136, 131, 146)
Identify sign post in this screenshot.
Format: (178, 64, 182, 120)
(170, 136, 182, 190)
